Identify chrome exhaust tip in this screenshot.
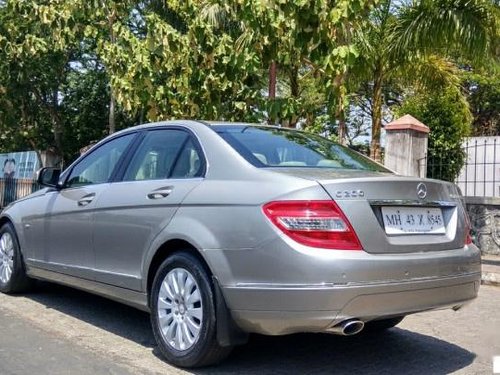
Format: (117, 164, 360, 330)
(327, 319, 365, 336)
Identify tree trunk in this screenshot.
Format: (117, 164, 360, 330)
(268, 61, 277, 99)
(108, 7, 117, 134)
(336, 103, 347, 144)
(50, 87, 64, 166)
(333, 73, 347, 145)
(289, 65, 299, 128)
(370, 66, 384, 162)
(268, 60, 277, 125)
(108, 94, 116, 134)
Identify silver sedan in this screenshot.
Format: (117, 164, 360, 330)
(0, 121, 481, 368)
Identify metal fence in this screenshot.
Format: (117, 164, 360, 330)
(407, 137, 500, 198)
(0, 178, 40, 208)
(455, 137, 500, 198)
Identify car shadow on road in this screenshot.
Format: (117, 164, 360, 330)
(195, 330, 475, 375)
(24, 281, 474, 375)
(24, 281, 156, 349)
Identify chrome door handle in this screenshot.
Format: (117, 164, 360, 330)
(77, 193, 95, 206)
(147, 187, 173, 200)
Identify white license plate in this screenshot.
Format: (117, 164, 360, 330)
(381, 207, 445, 235)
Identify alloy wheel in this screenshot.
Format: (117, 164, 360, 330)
(157, 267, 203, 351)
(0, 232, 14, 284)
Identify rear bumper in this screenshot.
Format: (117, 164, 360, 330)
(224, 271, 480, 335)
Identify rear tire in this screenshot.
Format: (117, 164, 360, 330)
(364, 316, 405, 332)
(0, 223, 33, 293)
(150, 252, 232, 368)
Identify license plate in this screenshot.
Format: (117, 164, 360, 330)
(381, 207, 445, 235)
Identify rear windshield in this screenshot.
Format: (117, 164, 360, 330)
(213, 126, 390, 172)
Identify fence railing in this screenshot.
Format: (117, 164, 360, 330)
(0, 178, 41, 208)
(456, 138, 500, 198)
(423, 138, 500, 198)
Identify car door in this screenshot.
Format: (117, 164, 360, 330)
(38, 133, 136, 279)
(92, 128, 205, 290)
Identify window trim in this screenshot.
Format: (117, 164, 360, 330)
(114, 126, 207, 182)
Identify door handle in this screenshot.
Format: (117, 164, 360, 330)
(77, 193, 95, 206)
(147, 187, 173, 200)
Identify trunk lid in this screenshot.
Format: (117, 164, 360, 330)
(269, 168, 467, 253)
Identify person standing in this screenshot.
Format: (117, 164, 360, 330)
(2, 158, 17, 206)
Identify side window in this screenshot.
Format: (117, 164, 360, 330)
(66, 134, 135, 188)
(124, 129, 203, 181)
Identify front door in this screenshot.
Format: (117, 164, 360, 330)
(41, 133, 136, 279)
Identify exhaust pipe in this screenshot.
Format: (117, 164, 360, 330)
(327, 319, 365, 336)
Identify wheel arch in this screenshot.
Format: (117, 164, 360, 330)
(145, 237, 248, 347)
(145, 238, 213, 305)
(0, 216, 12, 229)
(0, 215, 19, 243)
(0, 214, 25, 252)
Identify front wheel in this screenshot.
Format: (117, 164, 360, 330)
(0, 223, 33, 293)
(150, 252, 232, 368)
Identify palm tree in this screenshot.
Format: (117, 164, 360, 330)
(351, 0, 498, 161)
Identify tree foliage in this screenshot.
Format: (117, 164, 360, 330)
(463, 69, 500, 136)
(0, 1, 134, 164)
(351, 0, 498, 161)
(0, 0, 498, 169)
(396, 89, 472, 182)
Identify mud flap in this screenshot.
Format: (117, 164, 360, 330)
(212, 276, 248, 347)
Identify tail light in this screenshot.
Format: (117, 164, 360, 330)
(262, 200, 363, 250)
(464, 217, 473, 245)
(462, 206, 473, 245)
(465, 232, 473, 245)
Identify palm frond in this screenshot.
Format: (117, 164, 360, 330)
(394, 54, 461, 92)
(389, 0, 498, 64)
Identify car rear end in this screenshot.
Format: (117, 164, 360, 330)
(208, 124, 481, 336)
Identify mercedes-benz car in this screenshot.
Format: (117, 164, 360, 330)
(0, 121, 481, 368)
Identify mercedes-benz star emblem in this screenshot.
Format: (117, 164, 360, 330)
(417, 182, 427, 199)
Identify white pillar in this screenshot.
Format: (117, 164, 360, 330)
(384, 114, 429, 178)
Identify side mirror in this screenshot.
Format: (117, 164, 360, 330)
(36, 167, 61, 188)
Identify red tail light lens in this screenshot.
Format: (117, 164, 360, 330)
(262, 200, 363, 250)
(465, 232, 473, 245)
(463, 209, 473, 245)
(464, 221, 473, 245)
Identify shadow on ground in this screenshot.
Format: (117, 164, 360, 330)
(21, 281, 474, 375)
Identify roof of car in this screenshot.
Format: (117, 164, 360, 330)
(116, 121, 285, 135)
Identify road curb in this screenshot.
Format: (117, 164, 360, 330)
(481, 255, 500, 287)
(482, 271, 500, 286)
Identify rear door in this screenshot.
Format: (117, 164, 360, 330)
(92, 128, 205, 290)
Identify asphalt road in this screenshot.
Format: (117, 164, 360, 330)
(0, 282, 499, 375)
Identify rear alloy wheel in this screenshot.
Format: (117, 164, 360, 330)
(150, 252, 231, 368)
(0, 223, 33, 293)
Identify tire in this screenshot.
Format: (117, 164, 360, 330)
(150, 252, 232, 368)
(363, 316, 405, 333)
(0, 223, 33, 294)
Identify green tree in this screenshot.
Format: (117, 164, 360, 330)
(97, 0, 378, 127)
(463, 68, 500, 135)
(0, 1, 135, 164)
(351, 0, 498, 161)
(396, 89, 472, 182)
(60, 56, 136, 163)
(0, 1, 70, 162)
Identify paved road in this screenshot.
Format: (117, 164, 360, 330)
(0, 282, 499, 375)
